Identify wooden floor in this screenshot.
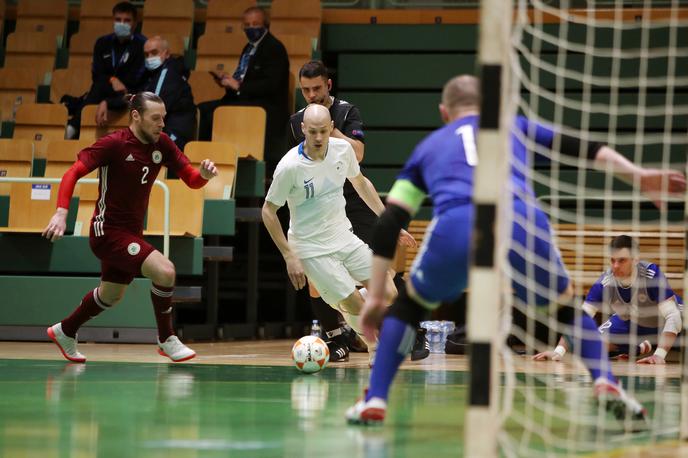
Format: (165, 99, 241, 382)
(0, 339, 681, 379)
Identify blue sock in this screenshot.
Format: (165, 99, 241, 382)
(366, 316, 416, 401)
(568, 314, 615, 383)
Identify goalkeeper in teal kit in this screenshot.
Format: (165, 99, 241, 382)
(345, 75, 686, 426)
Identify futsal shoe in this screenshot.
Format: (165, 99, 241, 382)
(326, 333, 350, 362)
(157, 335, 196, 362)
(410, 327, 430, 361)
(594, 378, 647, 430)
(47, 323, 86, 363)
(346, 394, 387, 425)
(343, 326, 368, 353)
(614, 340, 653, 361)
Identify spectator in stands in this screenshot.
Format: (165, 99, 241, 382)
(287, 60, 429, 363)
(66, 1, 146, 138)
(198, 6, 290, 167)
(533, 235, 684, 364)
(105, 36, 196, 150)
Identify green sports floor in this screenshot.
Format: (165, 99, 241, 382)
(0, 351, 684, 458)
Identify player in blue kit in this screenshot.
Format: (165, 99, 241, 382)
(534, 235, 683, 364)
(345, 75, 686, 425)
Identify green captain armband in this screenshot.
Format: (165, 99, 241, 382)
(388, 179, 425, 215)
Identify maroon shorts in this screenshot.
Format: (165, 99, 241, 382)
(89, 228, 156, 284)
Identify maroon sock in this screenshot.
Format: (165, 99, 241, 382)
(61, 288, 110, 338)
(151, 284, 175, 342)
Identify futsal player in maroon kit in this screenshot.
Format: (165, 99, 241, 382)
(42, 91, 218, 363)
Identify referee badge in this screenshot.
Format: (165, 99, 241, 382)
(152, 150, 162, 164)
(127, 242, 141, 256)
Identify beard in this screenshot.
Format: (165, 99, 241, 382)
(140, 129, 159, 144)
(308, 95, 327, 106)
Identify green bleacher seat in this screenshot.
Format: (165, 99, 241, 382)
(323, 24, 478, 52)
(338, 53, 475, 90)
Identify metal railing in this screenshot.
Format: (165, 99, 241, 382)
(193, 0, 481, 8)
(194, 0, 688, 8)
(0, 177, 171, 257)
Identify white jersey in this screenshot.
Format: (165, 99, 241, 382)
(266, 137, 361, 259)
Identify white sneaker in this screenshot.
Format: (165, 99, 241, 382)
(47, 323, 86, 363)
(157, 335, 196, 362)
(346, 393, 387, 425)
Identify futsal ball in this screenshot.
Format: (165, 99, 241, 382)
(291, 336, 330, 374)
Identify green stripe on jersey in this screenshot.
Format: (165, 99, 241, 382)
(388, 179, 426, 215)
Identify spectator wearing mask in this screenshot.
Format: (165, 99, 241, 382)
(66, 1, 146, 138)
(198, 6, 289, 167)
(106, 36, 196, 150)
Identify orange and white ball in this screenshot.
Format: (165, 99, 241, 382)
(291, 336, 330, 374)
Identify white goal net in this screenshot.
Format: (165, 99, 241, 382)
(495, 1, 688, 456)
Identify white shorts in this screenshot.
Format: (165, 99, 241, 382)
(301, 235, 372, 306)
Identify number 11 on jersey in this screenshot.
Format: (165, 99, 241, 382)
(304, 180, 314, 199)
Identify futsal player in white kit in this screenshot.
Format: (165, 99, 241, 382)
(262, 104, 416, 361)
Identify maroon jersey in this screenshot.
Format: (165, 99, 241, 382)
(78, 128, 190, 236)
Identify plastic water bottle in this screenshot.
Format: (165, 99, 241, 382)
(310, 320, 321, 338)
(428, 322, 443, 353)
(12, 95, 22, 121)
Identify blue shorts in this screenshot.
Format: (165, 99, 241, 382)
(508, 198, 569, 306)
(409, 206, 473, 305)
(599, 314, 679, 353)
(599, 314, 658, 336)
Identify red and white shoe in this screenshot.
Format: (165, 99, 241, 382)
(638, 340, 652, 356)
(47, 323, 86, 363)
(346, 393, 387, 425)
(594, 378, 647, 430)
(615, 340, 652, 360)
(157, 335, 196, 362)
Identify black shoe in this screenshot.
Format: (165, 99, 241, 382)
(326, 332, 350, 362)
(411, 328, 430, 361)
(343, 326, 368, 353)
(445, 326, 467, 355)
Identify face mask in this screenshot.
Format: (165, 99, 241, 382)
(113, 22, 132, 38)
(145, 56, 163, 71)
(244, 27, 266, 43)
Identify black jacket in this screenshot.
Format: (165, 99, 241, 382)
(223, 32, 290, 161)
(86, 32, 147, 104)
(107, 57, 196, 149)
(144, 57, 196, 149)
